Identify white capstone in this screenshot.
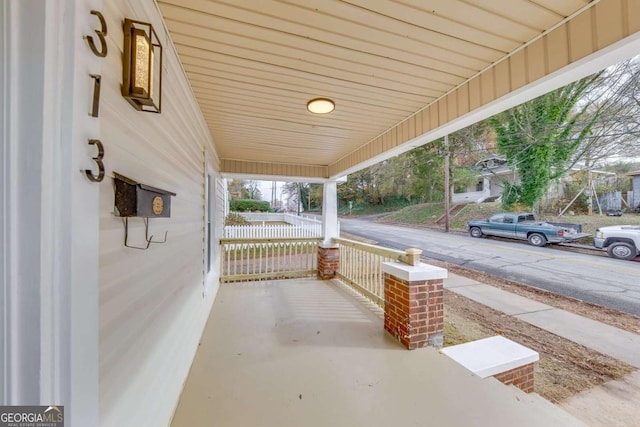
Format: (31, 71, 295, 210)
(319, 242, 339, 249)
(441, 335, 539, 378)
(382, 261, 448, 282)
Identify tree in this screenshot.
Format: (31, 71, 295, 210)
(490, 73, 603, 208)
(407, 143, 445, 203)
(282, 182, 301, 213)
(282, 182, 321, 213)
(308, 184, 323, 211)
(406, 122, 493, 203)
(227, 179, 248, 199)
(245, 180, 262, 200)
(448, 121, 494, 166)
(571, 58, 640, 167)
(335, 122, 494, 209)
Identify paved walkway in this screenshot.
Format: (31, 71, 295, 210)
(444, 272, 640, 427)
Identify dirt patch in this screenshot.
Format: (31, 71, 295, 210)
(444, 290, 635, 403)
(437, 256, 639, 402)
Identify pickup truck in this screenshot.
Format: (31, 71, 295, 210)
(593, 225, 640, 260)
(467, 212, 590, 247)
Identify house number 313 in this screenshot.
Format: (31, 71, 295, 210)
(84, 10, 107, 183)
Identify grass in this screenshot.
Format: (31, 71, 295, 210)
(449, 203, 502, 229)
(338, 198, 417, 216)
(339, 204, 394, 215)
(379, 201, 640, 236)
(379, 202, 445, 224)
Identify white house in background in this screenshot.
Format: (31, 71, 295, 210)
(3, 1, 640, 426)
(452, 155, 518, 204)
(628, 170, 640, 209)
(452, 154, 619, 205)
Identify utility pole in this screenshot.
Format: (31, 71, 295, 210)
(444, 134, 450, 232)
(587, 170, 593, 216)
(272, 181, 276, 209)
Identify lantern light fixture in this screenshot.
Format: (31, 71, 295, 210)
(307, 98, 335, 114)
(122, 18, 162, 113)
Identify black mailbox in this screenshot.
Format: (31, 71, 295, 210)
(113, 172, 176, 218)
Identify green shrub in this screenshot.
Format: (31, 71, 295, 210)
(225, 212, 251, 226)
(229, 199, 270, 212)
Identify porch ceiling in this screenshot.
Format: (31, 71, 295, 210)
(157, 0, 640, 180)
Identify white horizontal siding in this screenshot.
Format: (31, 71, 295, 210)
(97, 1, 219, 426)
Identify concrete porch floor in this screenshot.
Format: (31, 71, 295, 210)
(171, 278, 585, 427)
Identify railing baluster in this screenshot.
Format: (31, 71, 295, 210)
(220, 237, 321, 282)
(232, 243, 237, 276)
(334, 237, 406, 307)
(267, 243, 272, 274)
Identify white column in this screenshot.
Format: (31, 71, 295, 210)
(322, 181, 339, 244)
(1, 0, 101, 424)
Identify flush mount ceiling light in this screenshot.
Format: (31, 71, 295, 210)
(307, 98, 335, 114)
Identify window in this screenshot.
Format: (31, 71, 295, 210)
(207, 174, 212, 273)
(519, 214, 535, 222)
(453, 183, 466, 193)
(489, 214, 504, 223)
(475, 180, 483, 192)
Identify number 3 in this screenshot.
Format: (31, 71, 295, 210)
(86, 10, 108, 58)
(85, 139, 105, 182)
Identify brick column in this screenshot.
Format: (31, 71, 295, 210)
(317, 243, 340, 280)
(493, 363, 535, 393)
(382, 261, 447, 349)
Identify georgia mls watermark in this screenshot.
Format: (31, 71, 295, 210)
(0, 406, 64, 427)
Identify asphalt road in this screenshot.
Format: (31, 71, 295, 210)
(339, 217, 640, 317)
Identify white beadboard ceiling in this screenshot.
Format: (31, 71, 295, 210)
(156, 0, 629, 179)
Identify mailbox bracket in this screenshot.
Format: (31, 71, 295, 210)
(113, 172, 176, 250)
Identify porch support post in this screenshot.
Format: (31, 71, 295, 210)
(382, 258, 447, 349)
(317, 181, 340, 279)
(321, 181, 339, 244)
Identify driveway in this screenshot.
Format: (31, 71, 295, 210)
(339, 217, 640, 316)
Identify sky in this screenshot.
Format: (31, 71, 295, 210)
(257, 180, 286, 203)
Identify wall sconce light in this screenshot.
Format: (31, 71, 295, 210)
(307, 98, 335, 114)
(122, 18, 162, 113)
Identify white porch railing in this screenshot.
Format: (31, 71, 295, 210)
(224, 222, 322, 238)
(237, 212, 321, 224)
(220, 236, 420, 307)
(333, 237, 409, 307)
(283, 213, 322, 226)
(220, 237, 321, 282)
(225, 212, 335, 239)
(236, 212, 289, 222)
